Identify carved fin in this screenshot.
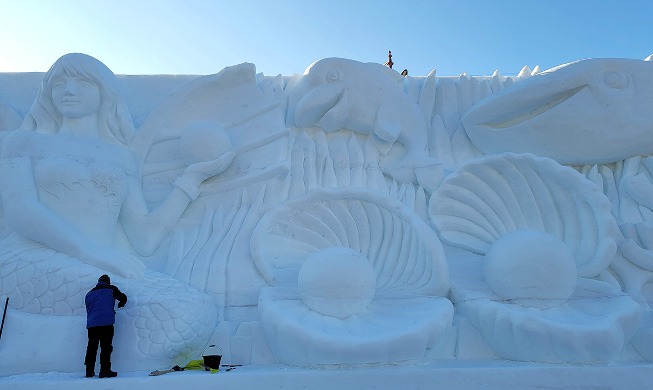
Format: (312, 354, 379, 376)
(318, 89, 349, 132)
(294, 84, 343, 128)
(374, 103, 401, 143)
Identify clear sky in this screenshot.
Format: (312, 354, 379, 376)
(2, 0, 653, 77)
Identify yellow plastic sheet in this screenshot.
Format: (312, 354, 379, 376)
(184, 359, 219, 374)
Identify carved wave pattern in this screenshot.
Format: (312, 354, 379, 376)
(429, 153, 620, 278)
(251, 188, 449, 296)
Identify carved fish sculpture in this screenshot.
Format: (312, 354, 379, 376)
(294, 58, 437, 184)
(462, 58, 653, 165)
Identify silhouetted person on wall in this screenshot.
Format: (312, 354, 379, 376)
(385, 50, 394, 68)
(84, 274, 127, 378)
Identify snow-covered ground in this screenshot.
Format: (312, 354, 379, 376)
(2, 362, 652, 390)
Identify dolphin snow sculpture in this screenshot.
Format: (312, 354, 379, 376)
(462, 58, 653, 165)
(294, 58, 439, 187)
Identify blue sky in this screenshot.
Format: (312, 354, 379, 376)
(2, 0, 653, 77)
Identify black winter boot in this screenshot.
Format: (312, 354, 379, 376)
(85, 366, 95, 378)
(99, 363, 117, 378)
(99, 369, 117, 378)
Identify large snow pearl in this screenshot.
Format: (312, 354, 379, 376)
(484, 230, 577, 309)
(180, 122, 233, 165)
(298, 247, 377, 319)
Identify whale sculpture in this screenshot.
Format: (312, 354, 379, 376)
(294, 58, 439, 187)
(462, 58, 653, 165)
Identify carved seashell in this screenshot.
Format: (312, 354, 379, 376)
(429, 153, 620, 278)
(251, 188, 449, 296)
(461, 277, 640, 363)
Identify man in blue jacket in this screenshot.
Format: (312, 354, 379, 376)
(84, 274, 127, 378)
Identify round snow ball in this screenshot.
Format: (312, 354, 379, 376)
(484, 230, 577, 309)
(298, 247, 377, 319)
(180, 122, 233, 165)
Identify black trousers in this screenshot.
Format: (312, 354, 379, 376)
(84, 325, 114, 370)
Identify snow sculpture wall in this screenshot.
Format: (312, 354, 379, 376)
(0, 53, 651, 374)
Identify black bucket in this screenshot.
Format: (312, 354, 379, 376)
(202, 345, 222, 370)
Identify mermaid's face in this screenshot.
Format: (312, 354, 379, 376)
(51, 75, 101, 119)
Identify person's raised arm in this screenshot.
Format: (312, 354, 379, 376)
(120, 150, 236, 256)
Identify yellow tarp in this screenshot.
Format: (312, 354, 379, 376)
(184, 359, 219, 374)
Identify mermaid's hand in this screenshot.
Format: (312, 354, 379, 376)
(182, 150, 236, 186)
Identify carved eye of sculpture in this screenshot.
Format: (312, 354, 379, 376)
(78, 78, 95, 89)
(52, 79, 66, 89)
(603, 71, 629, 89)
(325, 70, 341, 83)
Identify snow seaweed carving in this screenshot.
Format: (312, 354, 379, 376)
(577, 157, 653, 304)
(251, 188, 453, 365)
(578, 156, 653, 361)
(164, 186, 270, 318)
(285, 127, 430, 220)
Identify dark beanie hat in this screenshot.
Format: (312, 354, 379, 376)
(98, 274, 110, 284)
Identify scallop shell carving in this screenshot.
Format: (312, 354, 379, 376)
(429, 153, 620, 278)
(251, 188, 449, 296)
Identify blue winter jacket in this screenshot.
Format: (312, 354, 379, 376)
(85, 282, 128, 328)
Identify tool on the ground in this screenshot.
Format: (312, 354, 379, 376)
(222, 364, 241, 372)
(0, 297, 8, 343)
(148, 365, 185, 376)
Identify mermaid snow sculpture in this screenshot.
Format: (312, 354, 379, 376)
(0, 53, 234, 372)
